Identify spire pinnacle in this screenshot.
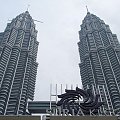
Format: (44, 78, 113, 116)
(27, 4, 30, 11)
(86, 6, 89, 13)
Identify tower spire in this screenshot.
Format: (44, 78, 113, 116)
(86, 6, 89, 13)
(27, 4, 30, 11)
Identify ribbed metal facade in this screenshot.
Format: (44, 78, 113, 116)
(0, 11, 39, 115)
(78, 12, 120, 115)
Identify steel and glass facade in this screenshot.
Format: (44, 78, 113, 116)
(78, 12, 120, 115)
(0, 11, 39, 115)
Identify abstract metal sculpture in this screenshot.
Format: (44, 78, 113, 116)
(57, 87, 104, 115)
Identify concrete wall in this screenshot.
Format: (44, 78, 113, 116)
(0, 116, 41, 120)
(50, 116, 118, 120)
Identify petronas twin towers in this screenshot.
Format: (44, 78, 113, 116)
(0, 10, 120, 115)
(78, 12, 120, 115)
(0, 11, 38, 115)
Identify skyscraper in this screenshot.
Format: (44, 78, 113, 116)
(0, 11, 39, 115)
(78, 12, 120, 115)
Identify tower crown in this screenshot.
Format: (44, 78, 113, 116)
(9, 11, 35, 29)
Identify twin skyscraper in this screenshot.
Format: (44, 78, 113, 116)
(0, 11, 38, 115)
(78, 12, 120, 115)
(0, 10, 120, 115)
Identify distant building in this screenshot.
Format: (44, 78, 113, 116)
(0, 11, 39, 115)
(78, 12, 120, 115)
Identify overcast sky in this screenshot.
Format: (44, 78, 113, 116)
(0, 0, 120, 101)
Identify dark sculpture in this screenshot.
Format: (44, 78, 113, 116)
(57, 87, 104, 115)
